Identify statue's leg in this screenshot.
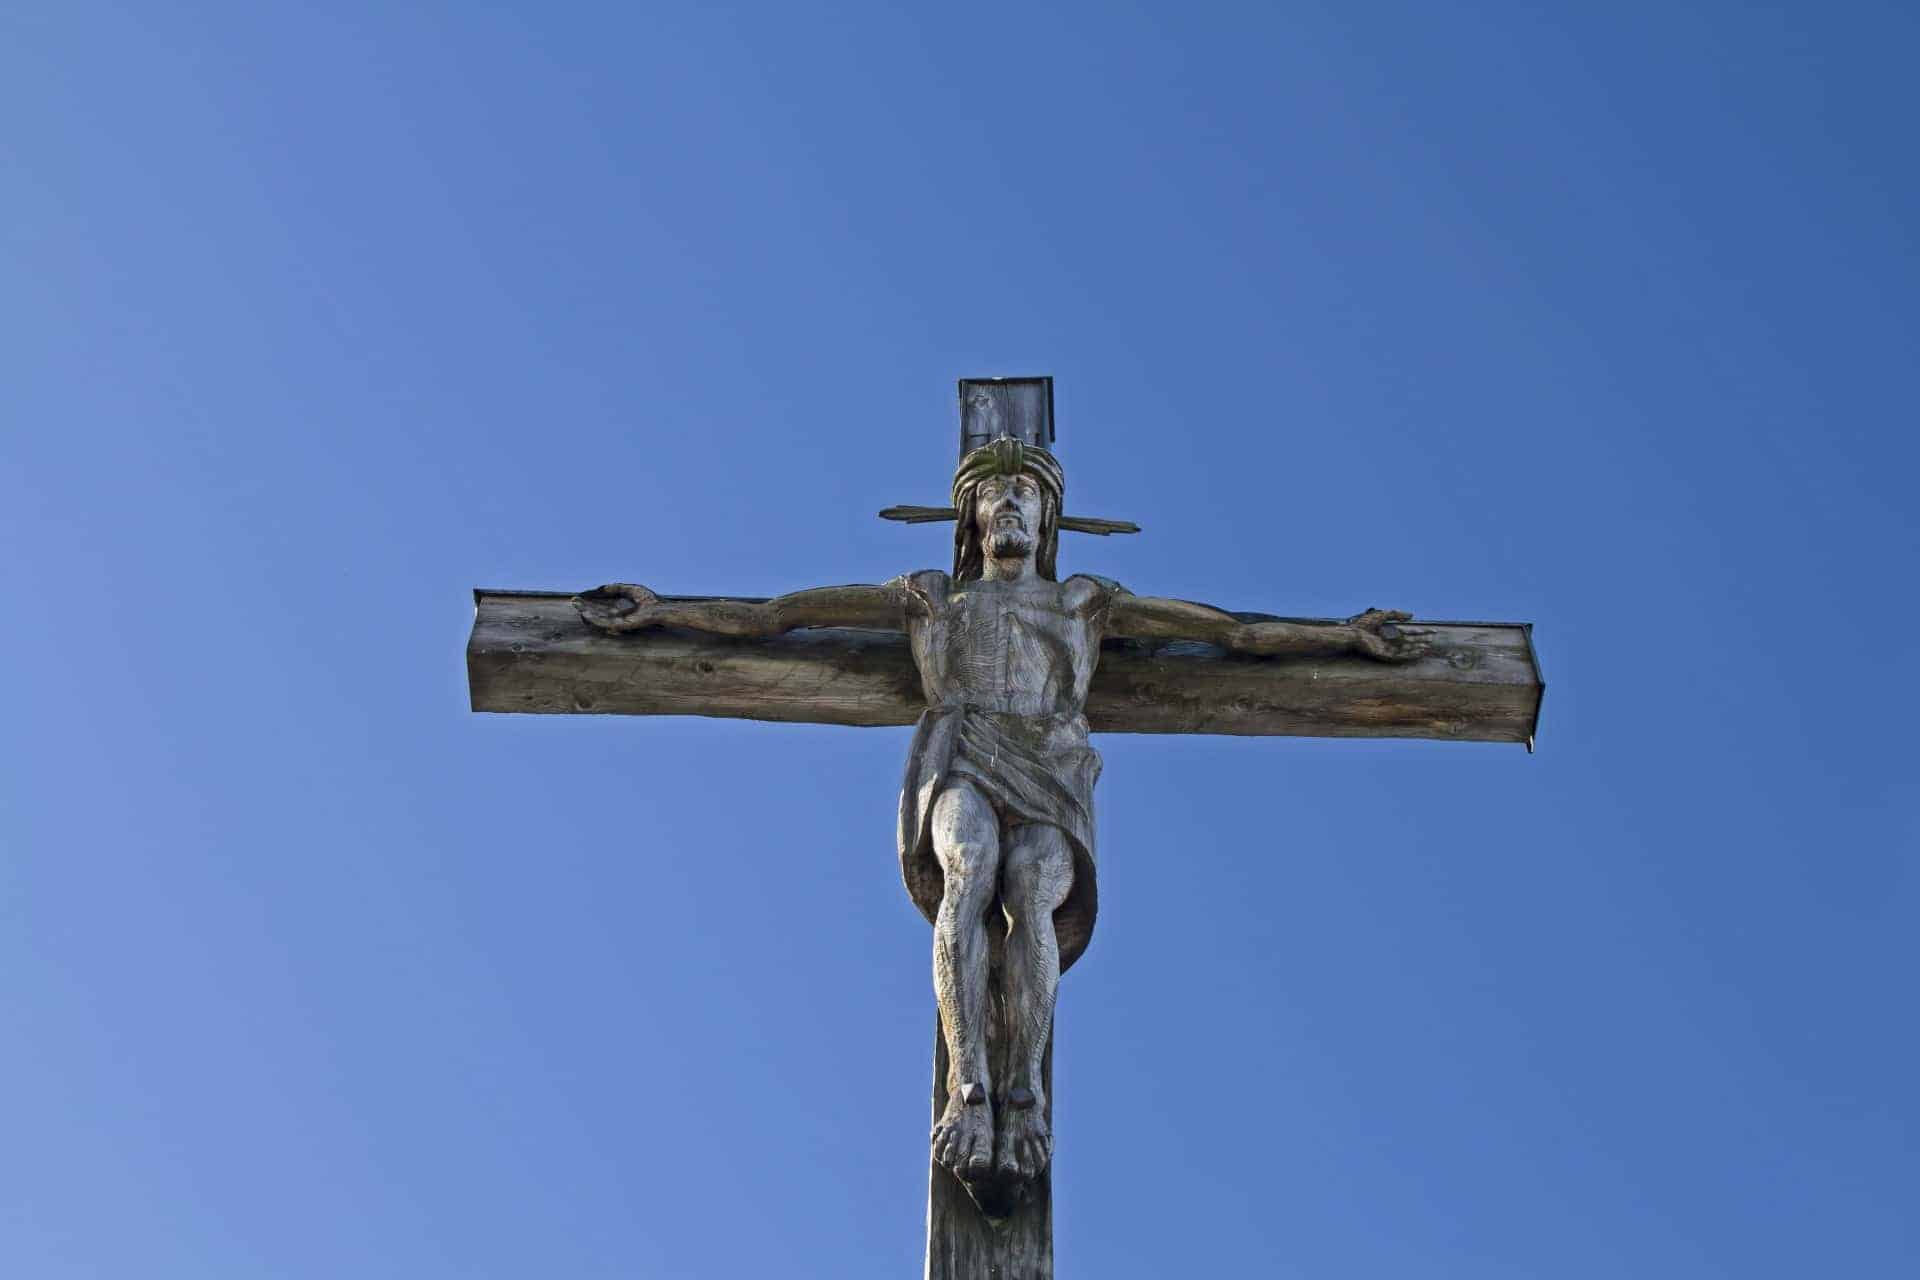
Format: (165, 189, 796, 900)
(996, 822, 1073, 1182)
(929, 780, 1001, 1182)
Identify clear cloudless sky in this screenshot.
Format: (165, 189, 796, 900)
(4, 3, 1916, 1276)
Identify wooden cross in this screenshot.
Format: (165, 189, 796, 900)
(466, 378, 1543, 1278)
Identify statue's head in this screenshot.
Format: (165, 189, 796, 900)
(951, 437, 1064, 582)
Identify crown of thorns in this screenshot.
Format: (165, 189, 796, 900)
(879, 438, 1138, 537)
(951, 437, 1064, 507)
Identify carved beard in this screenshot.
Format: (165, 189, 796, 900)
(987, 527, 1035, 560)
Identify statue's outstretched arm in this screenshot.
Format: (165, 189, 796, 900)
(1108, 595, 1430, 663)
(573, 582, 905, 637)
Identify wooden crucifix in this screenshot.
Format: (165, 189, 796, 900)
(467, 377, 1543, 1279)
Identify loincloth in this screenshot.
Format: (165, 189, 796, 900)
(897, 706, 1101, 973)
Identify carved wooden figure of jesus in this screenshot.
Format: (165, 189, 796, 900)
(573, 437, 1425, 1193)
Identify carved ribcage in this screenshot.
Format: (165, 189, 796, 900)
(945, 603, 1066, 711)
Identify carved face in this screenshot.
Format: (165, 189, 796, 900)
(973, 471, 1044, 563)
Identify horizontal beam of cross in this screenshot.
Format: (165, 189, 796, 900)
(468, 590, 1544, 746)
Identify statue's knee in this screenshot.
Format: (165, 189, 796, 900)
(1005, 842, 1072, 911)
(937, 841, 997, 904)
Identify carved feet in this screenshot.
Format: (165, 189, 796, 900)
(994, 1085, 1052, 1182)
(932, 1082, 995, 1181)
(932, 1079, 1054, 1188)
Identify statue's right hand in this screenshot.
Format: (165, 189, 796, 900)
(573, 583, 661, 633)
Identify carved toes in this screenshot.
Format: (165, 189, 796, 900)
(992, 1105, 1053, 1183)
(932, 1090, 996, 1181)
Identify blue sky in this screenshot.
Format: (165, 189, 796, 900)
(4, 2, 1916, 1276)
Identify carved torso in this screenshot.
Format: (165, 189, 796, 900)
(892, 570, 1118, 978)
(896, 572, 1115, 716)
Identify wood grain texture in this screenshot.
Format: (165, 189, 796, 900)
(960, 376, 1053, 455)
(927, 1022, 1052, 1280)
(468, 590, 1545, 744)
(926, 911, 1055, 1279)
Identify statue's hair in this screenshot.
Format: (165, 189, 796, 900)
(950, 438, 1064, 583)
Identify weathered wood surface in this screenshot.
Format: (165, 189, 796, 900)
(469, 590, 1544, 744)
(927, 1026, 1052, 1279)
(960, 376, 1054, 455)
(926, 916, 1055, 1279)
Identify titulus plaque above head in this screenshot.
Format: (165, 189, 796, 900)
(958, 377, 1055, 458)
(878, 376, 1139, 537)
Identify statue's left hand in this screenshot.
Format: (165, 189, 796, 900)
(1345, 608, 1432, 662)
